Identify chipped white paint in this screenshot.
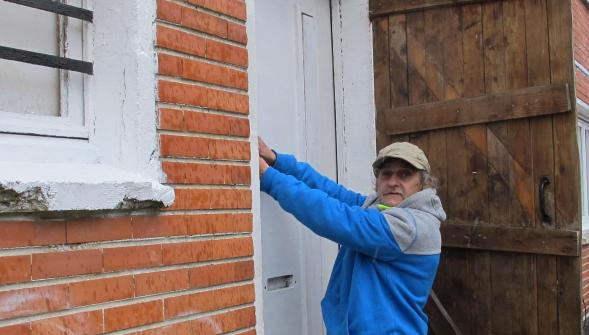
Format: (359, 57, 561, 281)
(332, 0, 377, 193)
(0, 163, 174, 212)
(0, 0, 174, 212)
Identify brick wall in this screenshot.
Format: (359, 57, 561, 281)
(575, 0, 589, 105)
(0, 0, 256, 334)
(581, 245, 589, 312)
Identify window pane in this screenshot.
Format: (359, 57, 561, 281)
(0, 1, 60, 116)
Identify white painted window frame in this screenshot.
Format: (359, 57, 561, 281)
(0, 0, 174, 213)
(579, 99, 589, 238)
(0, 0, 88, 139)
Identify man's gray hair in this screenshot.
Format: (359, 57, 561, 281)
(420, 171, 438, 190)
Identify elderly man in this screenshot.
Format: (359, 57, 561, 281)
(258, 138, 446, 335)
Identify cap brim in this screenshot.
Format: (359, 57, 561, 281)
(372, 155, 424, 171)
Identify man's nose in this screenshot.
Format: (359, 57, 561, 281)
(388, 175, 401, 186)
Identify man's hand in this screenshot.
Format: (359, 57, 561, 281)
(259, 156, 269, 176)
(258, 137, 276, 166)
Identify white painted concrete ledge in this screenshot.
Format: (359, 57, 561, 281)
(0, 162, 174, 212)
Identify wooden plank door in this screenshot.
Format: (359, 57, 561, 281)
(370, 0, 582, 333)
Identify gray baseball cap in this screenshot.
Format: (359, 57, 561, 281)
(372, 142, 430, 174)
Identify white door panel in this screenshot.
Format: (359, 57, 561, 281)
(255, 0, 338, 334)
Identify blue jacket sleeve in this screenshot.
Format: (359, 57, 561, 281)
(261, 167, 402, 261)
(272, 152, 366, 207)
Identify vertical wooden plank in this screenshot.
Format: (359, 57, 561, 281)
(548, 0, 579, 231)
(440, 7, 472, 334)
(483, 1, 509, 227)
(388, 14, 410, 145)
(389, 15, 408, 109)
(503, 1, 538, 334)
(547, 0, 582, 333)
(407, 11, 427, 107)
(482, 3, 512, 334)
(526, 0, 558, 333)
(462, 4, 492, 334)
(424, 8, 448, 207)
(373, 17, 391, 151)
(423, 11, 450, 334)
(504, 0, 534, 227)
(407, 11, 430, 155)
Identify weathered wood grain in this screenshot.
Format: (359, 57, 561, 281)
(369, 0, 501, 18)
(384, 84, 571, 135)
(547, 0, 582, 333)
(526, 0, 558, 332)
(373, 17, 392, 150)
(441, 222, 580, 256)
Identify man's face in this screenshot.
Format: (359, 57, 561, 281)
(376, 159, 422, 207)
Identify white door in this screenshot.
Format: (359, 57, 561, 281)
(254, 0, 338, 334)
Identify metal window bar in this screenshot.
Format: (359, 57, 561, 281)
(2, 0, 92, 21)
(0, 0, 93, 75)
(0, 46, 93, 75)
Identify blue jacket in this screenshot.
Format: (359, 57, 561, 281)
(260, 153, 446, 335)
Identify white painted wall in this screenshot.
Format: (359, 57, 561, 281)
(332, 0, 377, 194)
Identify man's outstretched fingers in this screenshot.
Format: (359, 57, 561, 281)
(258, 136, 276, 165)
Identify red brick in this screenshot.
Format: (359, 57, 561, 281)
(189, 260, 254, 288)
(187, 0, 246, 21)
(229, 117, 250, 137)
(0, 255, 31, 285)
(207, 88, 249, 114)
(103, 245, 162, 272)
(104, 300, 164, 332)
(163, 162, 250, 185)
(158, 53, 184, 78)
(162, 237, 253, 265)
(160, 134, 210, 159)
(228, 22, 247, 44)
(0, 285, 68, 320)
(32, 249, 102, 279)
(206, 40, 248, 68)
(70, 276, 134, 307)
(0, 324, 31, 335)
(158, 80, 208, 106)
(0, 221, 65, 248)
(185, 213, 252, 235)
(135, 269, 190, 297)
(66, 217, 133, 244)
(164, 284, 254, 319)
(208, 139, 251, 160)
(170, 189, 251, 211)
(181, 7, 228, 38)
(159, 108, 186, 131)
(31, 311, 102, 335)
(191, 307, 255, 334)
(156, 25, 206, 57)
(157, 0, 182, 23)
(142, 321, 192, 335)
(132, 215, 187, 239)
(238, 330, 256, 335)
(159, 109, 249, 137)
(160, 135, 250, 161)
(182, 57, 248, 90)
